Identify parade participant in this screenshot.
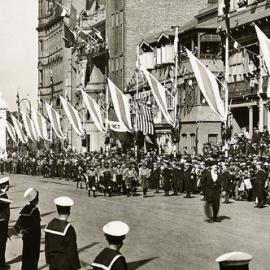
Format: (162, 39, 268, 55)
(172, 162, 181, 196)
(44, 196, 81, 270)
(85, 165, 97, 197)
(76, 164, 85, 189)
(222, 163, 232, 204)
(184, 163, 192, 198)
(216, 251, 252, 270)
(0, 177, 11, 270)
(15, 188, 41, 270)
(139, 162, 151, 197)
(123, 163, 138, 197)
(202, 162, 222, 222)
(114, 164, 123, 195)
(103, 163, 112, 197)
(162, 161, 171, 197)
(254, 162, 266, 208)
(151, 162, 161, 193)
(91, 221, 129, 270)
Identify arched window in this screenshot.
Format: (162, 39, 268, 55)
(182, 133, 187, 152)
(190, 133, 196, 154)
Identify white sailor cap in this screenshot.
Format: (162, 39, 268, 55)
(103, 221, 129, 237)
(0, 177, 9, 185)
(54, 196, 74, 207)
(216, 252, 252, 269)
(24, 188, 38, 202)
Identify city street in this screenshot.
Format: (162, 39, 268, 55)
(4, 174, 270, 270)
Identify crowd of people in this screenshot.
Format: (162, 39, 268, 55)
(0, 127, 270, 207)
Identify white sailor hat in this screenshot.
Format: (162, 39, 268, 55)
(24, 188, 38, 202)
(216, 252, 252, 269)
(0, 177, 9, 185)
(54, 196, 74, 207)
(103, 221, 129, 237)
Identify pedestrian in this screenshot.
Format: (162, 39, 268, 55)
(91, 221, 129, 270)
(44, 196, 81, 270)
(201, 162, 222, 222)
(15, 188, 41, 270)
(139, 162, 151, 197)
(222, 163, 232, 204)
(0, 177, 11, 270)
(162, 161, 171, 196)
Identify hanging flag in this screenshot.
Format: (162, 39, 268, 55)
(11, 115, 26, 143)
(141, 66, 175, 126)
(21, 113, 38, 142)
(136, 102, 154, 135)
(109, 120, 133, 144)
(255, 24, 270, 74)
(63, 24, 76, 48)
(69, 4, 77, 31)
(186, 49, 226, 122)
(60, 96, 84, 136)
(81, 90, 106, 133)
(45, 102, 65, 139)
(107, 78, 132, 131)
(32, 108, 50, 141)
(93, 27, 103, 41)
(6, 121, 17, 143)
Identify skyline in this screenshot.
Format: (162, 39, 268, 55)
(0, 0, 38, 112)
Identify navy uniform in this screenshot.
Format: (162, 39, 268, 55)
(0, 177, 11, 270)
(216, 252, 252, 270)
(15, 188, 41, 270)
(44, 197, 80, 270)
(92, 221, 129, 270)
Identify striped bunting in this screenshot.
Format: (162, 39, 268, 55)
(32, 108, 50, 141)
(21, 113, 38, 142)
(45, 102, 65, 140)
(136, 102, 154, 135)
(107, 78, 132, 131)
(81, 89, 106, 133)
(6, 121, 17, 143)
(186, 49, 226, 122)
(141, 66, 175, 126)
(60, 96, 84, 136)
(11, 115, 26, 143)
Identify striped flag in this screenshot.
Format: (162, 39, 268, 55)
(141, 66, 175, 126)
(21, 113, 38, 142)
(136, 102, 154, 135)
(6, 121, 17, 143)
(11, 115, 26, 143)
(32, 108, 50, 141)
(107, 78, 132, 131)
(81, 90, 106, 133)
(60, 96, 84, 136)
(45, 102, 65, 140)
(186, 49, 226, 122)
(255, 24, 270, 74)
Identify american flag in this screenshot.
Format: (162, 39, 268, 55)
(136, 102, 154, 135)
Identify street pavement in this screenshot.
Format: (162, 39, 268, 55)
(4, 174, 270, 270)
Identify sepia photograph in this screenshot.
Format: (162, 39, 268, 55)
(0, 0, 270, 269)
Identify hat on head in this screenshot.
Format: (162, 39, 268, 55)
(24, 188, 38, 202)
(54, 196, 74, 207)
(103, 221, 129, 237)
(0, 177, 9, 185)
(216, 252, 252, 270)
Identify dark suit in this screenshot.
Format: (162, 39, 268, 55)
(222, 171, 232, 203)
(202, 171, 222, 221)
(254, 169, 266, 208)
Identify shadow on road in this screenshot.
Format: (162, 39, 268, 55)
(40, 211, 56, 218)
(128, 257, 159, 270)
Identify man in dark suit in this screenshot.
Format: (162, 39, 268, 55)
(254, 162, 266, 208)
(201, 162, 222, 222)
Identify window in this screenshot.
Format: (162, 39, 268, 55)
(190, 133, 196, 154)
(39, 70, 43, 87)
(182, 133, 187, 151)
(208, 134, 218, 144)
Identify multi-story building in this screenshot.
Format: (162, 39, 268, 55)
(126, 3, 223, 154)
(37, 0, 106, 152)
(217, 0, 270, 137)
(106, 0, 214, 90)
